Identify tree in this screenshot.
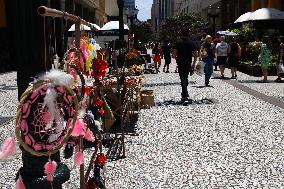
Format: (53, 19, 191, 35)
(132, 21, 153, 44)
(160, 14, 209, 42)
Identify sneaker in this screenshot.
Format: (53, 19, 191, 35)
(163, 68, 165, 72)
(166, 70, 170, 73)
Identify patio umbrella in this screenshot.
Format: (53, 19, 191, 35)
(226, 32, 238, 36)
(217, 31, 230, 35)
(68, 24, 91, 31)
(89, 23, 101, 30)
(250, 8, 284, 21)
(100, 21, 129, 30)
(234, 12, 252, 23)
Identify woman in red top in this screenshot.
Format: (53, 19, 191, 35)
(152, 43, 162, 73)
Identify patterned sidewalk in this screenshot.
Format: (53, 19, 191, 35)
(0, 59, 284, 188)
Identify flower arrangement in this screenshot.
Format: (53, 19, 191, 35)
(125, 50, 144, 66)
(127, 64, 144, 75)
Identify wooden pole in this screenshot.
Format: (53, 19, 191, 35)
(37, 6, 98, 30)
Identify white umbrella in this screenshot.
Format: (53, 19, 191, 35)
(217, 31, 230, 35)
(226, 32, 238, 36)
(68, 24, 91, 31)
(250, 8, 284, 20)
(89, 23, 101, 30)
(100, 21, 129, 30)
(234, 12, 252, 23)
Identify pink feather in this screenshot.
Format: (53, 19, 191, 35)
(84, 128, 95, 142)
(71, 119, 86, 137)
(74, 151, 84, 166)
(44, 160, 57, 182)
(16, 175, 26, 189)
(0, 137, 17, 160)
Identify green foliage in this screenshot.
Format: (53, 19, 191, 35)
(160, 14, 209, 42)
(230, 23, 256, 47)
(132, 22, 153, 43)
(248, 41, 261, 62)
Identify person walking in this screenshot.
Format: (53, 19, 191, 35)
(162, 40, 172, 73)
(228, 38, 241, 79)
(173, 29, 198, 101)
(275, 36, 284, 82)
(152, 43, 162, 73)
(216, 36, 230, 78)
(200, 35, 216, 86)
(213, 35, 221, 71)
(258, 36, 272, 82)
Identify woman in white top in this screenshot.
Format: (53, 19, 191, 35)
(216, 36, 230, 78)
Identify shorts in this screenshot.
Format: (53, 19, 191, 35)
(217, 56, 227, 66)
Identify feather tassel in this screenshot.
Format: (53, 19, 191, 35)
(74, 151, 84, 166)
(44, 160, 57, 182)
(42, 88, 57, 130)
(16, 175, 26, 189)
(0, 137, 17, 160)
(71, 119, 86, 137)
(41, 69, 74, 87)
(84, 128, 95, 142)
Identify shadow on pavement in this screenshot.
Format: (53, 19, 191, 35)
(143, 81, 196, 87)
(192, 85, 214, 88)
(0, 84, 17, 92)
(156, 98, 218, 106)
(238, 80, 283, 83)
(0, 116, 14, 126)
(212, 76, 231, 80)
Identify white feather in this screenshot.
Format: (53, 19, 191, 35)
(78, 108, 86, 119)
(94, 120, 102, 131)
(42, 88, 58, 130)
(41, 69, 74, 87)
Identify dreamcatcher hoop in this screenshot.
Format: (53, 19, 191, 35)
(16, 80, 79, 156)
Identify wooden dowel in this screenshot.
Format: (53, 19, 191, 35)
(37, 6, 98, 30)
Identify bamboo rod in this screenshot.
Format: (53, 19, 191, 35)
(37, 6, 98, 30)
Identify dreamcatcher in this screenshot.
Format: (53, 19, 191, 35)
(16, 76, 78, 156)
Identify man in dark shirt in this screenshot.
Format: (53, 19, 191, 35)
(173, 29, 198, 101)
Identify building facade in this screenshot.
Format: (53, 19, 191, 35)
(124, 0, 135, 9)
(151, 0, 159, 31)
(151, 0, 173, 32)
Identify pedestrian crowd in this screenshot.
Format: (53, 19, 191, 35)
(149, 30, 284, 101)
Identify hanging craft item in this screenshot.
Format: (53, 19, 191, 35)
(0, 137, 17, 160)
(63, 48, 86, 101)
(85, 153, 107, 189)
(15, 70, 79, 156)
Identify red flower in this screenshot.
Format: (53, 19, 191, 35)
(86, 71, 90, 77)
(85, 86, 91, 96)
(98, 108, 105, 116)
(94, 153, 107, 167)
(95, 99, 104, 107)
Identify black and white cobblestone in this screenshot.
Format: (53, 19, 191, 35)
(0, 58, 284, 188)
